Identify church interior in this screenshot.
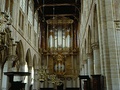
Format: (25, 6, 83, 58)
(0, 0, 120, 90)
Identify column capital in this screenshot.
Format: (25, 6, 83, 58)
(91, 42, 99, 50)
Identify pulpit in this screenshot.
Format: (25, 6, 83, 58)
(79, 75, 91, 90)
(91, 75, 104, 90)
(4, 72, 30, 90)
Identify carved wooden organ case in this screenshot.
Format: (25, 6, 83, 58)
(40, 17, 79, 78)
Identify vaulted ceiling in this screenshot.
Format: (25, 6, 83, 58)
(34, 0, 81, 22)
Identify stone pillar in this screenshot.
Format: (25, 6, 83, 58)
(33, 69, 38, 90)
(92, 43, 101, 74)
(19, 63, 25, 72)
(19, 64, 25, 82)
(87, 53, 94, 75)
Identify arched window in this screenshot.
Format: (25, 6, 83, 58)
(20, 0, 26, 13)
(28, 6, 33, 24)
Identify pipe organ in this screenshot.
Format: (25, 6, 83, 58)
(47, 17, 73, 51)
(40, 17, 79, 78)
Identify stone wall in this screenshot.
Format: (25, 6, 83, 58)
(79, 0, 120, 90)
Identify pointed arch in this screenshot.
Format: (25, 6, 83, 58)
(93, 4, 99, 43)
(33, 55, 37, 69)
(88, 25, 92, 53)
(16, 40, 25, 64)
(26, 49, 32, 67)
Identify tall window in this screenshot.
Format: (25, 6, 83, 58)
(20, 0, 26, 12)
(28, 23, 31, 40)
(34, 18, 38, 46)
(5, 0, 9, 12)
(28, 7, 33, 25)
(19, 10, 24, 30)
(34, 32, 37, 46)
(5, 0, 14, 17)
(34, 19, 38, 33)
(10, 0, 13, 17)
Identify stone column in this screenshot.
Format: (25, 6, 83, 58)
(87, 53, 94, 75)
(33, 69, 38, 90)
(19, 63, 26, 82)
(92, 43, 101, 74)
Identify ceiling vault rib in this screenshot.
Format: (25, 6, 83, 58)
(36, 4, 80, 14)
(45, 14, 79, 21)
(42, 3, 77, 7)
(45, 14, 75, 17)
(34, 0, 80, 21)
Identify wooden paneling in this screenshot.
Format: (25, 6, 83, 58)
(91, 75, 104, 90)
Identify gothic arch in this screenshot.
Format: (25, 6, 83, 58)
(16, 40, 25, 64)
(26, 49, 32, 67)
(88, 26, 92, 53)
(93, 4, 99, 43)
(33, 55, 37, 69)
